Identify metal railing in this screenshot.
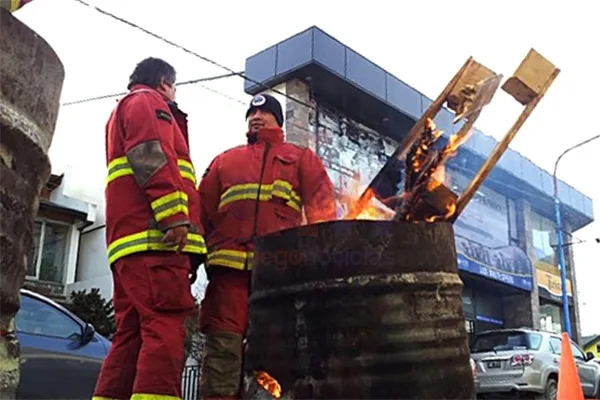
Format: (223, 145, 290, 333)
(182, 365, 201, 400)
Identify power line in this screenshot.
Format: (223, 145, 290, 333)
(61, 72, 240, 106)
(71, 0, 315, 111)
(68, 0, 590, 246)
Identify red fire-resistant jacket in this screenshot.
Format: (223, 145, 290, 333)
(198, 127, 336, 271)
(104, 84, 206, 265)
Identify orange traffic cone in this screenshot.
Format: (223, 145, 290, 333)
(557, 332, 584, 400)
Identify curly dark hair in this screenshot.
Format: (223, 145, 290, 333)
(127, 57, 176, 90)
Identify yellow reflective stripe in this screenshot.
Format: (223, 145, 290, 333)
(9, 0, 21, 12)
(218, 180, 302, 212)
(107, 230, 207, 264)
(151, 191, 189, 222)
(271, 180, 302, 210)
(177, 159, 196, 185)
(106, 157, 196, 185)
(131, 394, 180, 400)
(106, 156, 133, 184)
(207, 249, 254, 270)
(92, 397, 125, 400)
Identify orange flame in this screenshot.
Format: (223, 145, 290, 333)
(255, 371, 282, 399)
(345, 185, 394, 221)
(409, 118, 472, 223)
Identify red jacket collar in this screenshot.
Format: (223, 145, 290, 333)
(129, 84, 170, 102)
(246, 127, 284, 145)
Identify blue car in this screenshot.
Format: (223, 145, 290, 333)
(16, 289, 111, 399)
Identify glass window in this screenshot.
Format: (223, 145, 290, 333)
(16, 295, 81, 340)
(26, 222, 42, 277)
(531, 211, 557, 267)
(549, 337, 562, 354)
(507, 198, 518, 243)
(26, 220, 70, 283)
(570, 343, 585, 361)
(540, 304, 562, 334)
(471, 331, 542, 353)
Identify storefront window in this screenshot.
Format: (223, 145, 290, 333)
(540, 303, 562, 333)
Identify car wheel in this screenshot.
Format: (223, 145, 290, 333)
(544, 378, 558, 400)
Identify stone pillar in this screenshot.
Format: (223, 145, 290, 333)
(0, 9, 64, 398)
(283, 79, 316, 151)
(514, 199, 541, 329)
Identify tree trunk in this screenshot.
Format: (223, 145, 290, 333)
(0, 9, 64, 398)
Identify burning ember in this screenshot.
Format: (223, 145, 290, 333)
(394, 117, 473, 223)
(254, 371, 282, 399)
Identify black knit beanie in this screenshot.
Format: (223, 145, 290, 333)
(245, 93, 284, 127)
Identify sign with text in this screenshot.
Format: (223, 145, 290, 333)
(535, 260, 573, 302)
(455, 235, 534, 291)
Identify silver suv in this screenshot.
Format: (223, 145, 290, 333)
(470, 328, 600, 399)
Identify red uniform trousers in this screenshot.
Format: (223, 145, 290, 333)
(93, 251, 195, 400)
(198, 267, 252, 400)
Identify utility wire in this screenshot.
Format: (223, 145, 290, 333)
(69, 0, 590, 246)
(71, 0, 315, 111)
(61, 72, 240, 106)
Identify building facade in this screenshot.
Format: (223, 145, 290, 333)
(24, 169, 97, 300)
(242, 26, 594, 344)
(61, 26, 594, 344)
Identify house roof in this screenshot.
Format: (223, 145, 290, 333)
(583, 334, 600, 348)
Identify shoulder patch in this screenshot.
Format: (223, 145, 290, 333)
(156, 109, 172, 124)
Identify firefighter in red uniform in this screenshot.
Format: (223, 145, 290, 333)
(93, 57, 207, 400)
(197, 93, 336, 399)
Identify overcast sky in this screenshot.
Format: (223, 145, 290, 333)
(15, 0, 599, 335)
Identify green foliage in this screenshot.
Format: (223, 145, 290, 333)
(66, 288, 116, 338)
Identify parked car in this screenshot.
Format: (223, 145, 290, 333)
(470, 328, 600, 400)
(16, 289, 111, 399)
(470, 357, 480, 392)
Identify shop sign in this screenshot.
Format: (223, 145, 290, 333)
(456, 235, 534, 291)
(535, 260, 573, 302)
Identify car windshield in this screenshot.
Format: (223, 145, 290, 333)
(471, 331, 542, 353)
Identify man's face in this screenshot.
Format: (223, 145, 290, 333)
(158, 76, 176, 101)
(247, 108, 278, 134)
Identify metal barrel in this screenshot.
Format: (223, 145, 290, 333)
(0, 9, 64, 397)
(245, 220, 474, 400)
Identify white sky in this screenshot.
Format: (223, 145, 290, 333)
(14, 0, 599, 335)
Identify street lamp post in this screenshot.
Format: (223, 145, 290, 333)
(552, 133, 600, 338)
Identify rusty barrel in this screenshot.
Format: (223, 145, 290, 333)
(0, 8, 64, 397)
(245, 220, 474, 400)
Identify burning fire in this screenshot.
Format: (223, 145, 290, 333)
(345, 186, 395, 221)
(419, 118, 473, 222)
(255, 371, 282, 399)
(341, 116, 473, 223)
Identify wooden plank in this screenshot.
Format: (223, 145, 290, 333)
(451, 67, 561, 222)
(344, 57, 475, 219)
